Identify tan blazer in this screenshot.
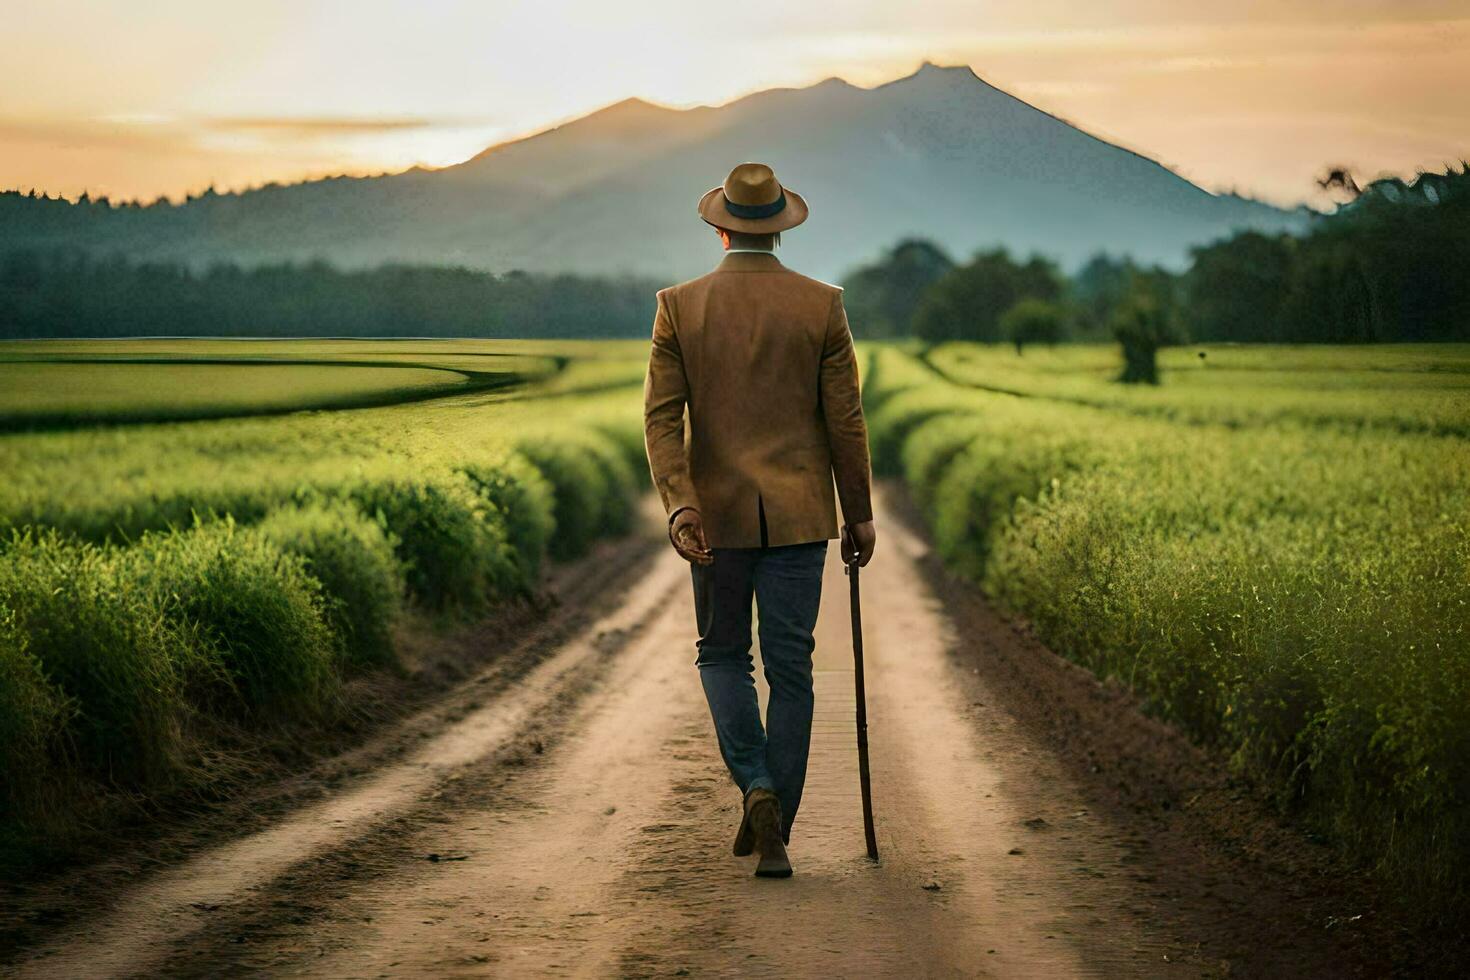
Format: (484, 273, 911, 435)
(643, 251, 873, 549)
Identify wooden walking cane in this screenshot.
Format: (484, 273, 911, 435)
(842, 528, 880, 861)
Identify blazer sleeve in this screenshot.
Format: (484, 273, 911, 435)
(819, 290, 874, 525)
(643, 289, 701, 519)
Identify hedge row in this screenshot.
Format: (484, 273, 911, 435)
(0, 421, 643, 833)
(865, 347, 1470, 920)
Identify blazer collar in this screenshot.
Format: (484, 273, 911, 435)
(716, 251, 785, 274)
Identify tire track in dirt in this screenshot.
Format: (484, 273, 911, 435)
(11, 550, 690, 980)
(590, 504, 1177, 978)
(14, 487, 1379, 977)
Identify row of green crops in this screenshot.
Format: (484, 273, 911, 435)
(0, 356, 642, 542)
(0, 338, 654, 432)
(922, 341, 1470, 438)
(0, 361, 503, 431)
(865, 346, 1470, 918)
(0, 366, 648, 841)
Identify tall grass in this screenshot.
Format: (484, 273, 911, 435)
(256, 502, 403, 670)
(344, 468, 520, 614)
(0, 531, 206, 787)
(126, 522, 339, 719)
(0, 372, 650, 847)
(868, 345, 1470, 919)
(923, 341, 1470, 437)
(516, 426, 640, 560)
(0, 374, 644, 545)
(459, 452, 556, 585)
(0, 608, 73, 822)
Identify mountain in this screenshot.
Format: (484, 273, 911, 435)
(0, 64, 1305, 282)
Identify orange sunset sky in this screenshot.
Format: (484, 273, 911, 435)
(3, 1, 1467, 208)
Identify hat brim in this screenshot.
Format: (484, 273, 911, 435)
(698, 185, 808, 234)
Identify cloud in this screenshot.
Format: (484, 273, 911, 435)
(202, 116, 461, 135)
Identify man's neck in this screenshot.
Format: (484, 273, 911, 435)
(717, 251, 783, 272)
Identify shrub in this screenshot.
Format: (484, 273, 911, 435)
(571, 428, 640, 535)
(1111, 280, 1184, 384)
(1002, 298, 1068, 354)
(865, 386, 974, 477)
(0, 607, 73, 819)
(345, 469, 520, 613)
(459, 452, 556, 588)
(516, 437, 614, 560)
(593, 420, 649, 474)
(0, 371, 655, 852)
(870, 348, 1470, 920)
(128, 522, 338, 719)
(897, 414, 989, 511)
(0, 530, 202, 784)
(257, 502, 404, 670)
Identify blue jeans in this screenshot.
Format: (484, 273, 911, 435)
(691, 540, 827, 839)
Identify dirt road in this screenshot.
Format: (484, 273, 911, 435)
(9, 490, 1381, 978)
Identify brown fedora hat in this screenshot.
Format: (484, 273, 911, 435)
(698, 162, 809, 234)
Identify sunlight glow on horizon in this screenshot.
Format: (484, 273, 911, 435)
(2, 2, 1467, 208)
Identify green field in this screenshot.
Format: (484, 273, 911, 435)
(921, 342, 1470, 436)
(0, 339, 648, 848)
(0, 362, 485, 426)
(0, 339, 601, 429)
(865, 342, 1470, 913)
(3, 337, 1467, 921)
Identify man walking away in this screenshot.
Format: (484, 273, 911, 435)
(643, 162, 877, 878)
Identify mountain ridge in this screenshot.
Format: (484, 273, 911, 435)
(0, 62, 1305, 281)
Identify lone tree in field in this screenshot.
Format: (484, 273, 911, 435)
(1111, 278, 1183, 384)
(1002, 299, 1067, 354)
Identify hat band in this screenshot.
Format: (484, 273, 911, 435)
(724, 190, 787, 220)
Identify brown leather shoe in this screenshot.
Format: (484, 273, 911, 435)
(744, 788, 792, 878)
(732, 796, 758, 858)
(733, 785, 774, 856)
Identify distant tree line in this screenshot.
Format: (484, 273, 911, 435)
(0, 252, 660, 339)
(841, 163, 1470, 350)
(5, 164, 1465, 345)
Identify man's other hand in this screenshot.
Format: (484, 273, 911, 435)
(841, 520, 877, 567)
(670, 508, 713, 565)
